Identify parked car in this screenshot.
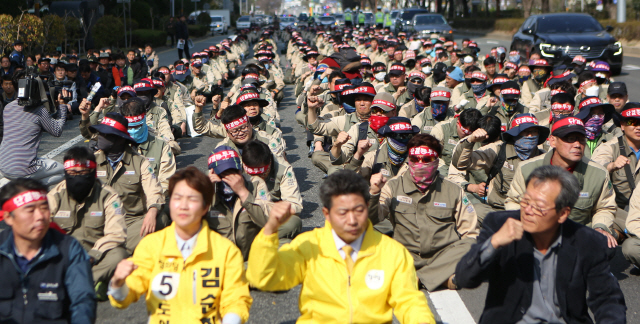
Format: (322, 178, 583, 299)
(252, 15, 265, 27)
(210, 15, 228, 34)
(410, 14, 453, 40)
(280, 16, 297, 30)
(510, 13, 622, 74)
(319, 16, 337, 27)
(334, 13, 345, 26)
(236, 15, 251, 29)
(395, 8, 429, 32)
(297, 14, 309, 27)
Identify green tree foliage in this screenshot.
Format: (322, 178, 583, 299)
(93, 15, 125, 48)
(41, 15, 65, 53)
(197, 12, 212, 26)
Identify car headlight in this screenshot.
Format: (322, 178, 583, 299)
(539, 43, 560, 57)
(608, 41, 622, 55)
(405, 21, 411, 24)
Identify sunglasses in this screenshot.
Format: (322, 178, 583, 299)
(625, 119, 640, 127)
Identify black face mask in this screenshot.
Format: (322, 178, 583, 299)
(65, 171, 96, 202)
(573, 65, 585, 75)
(248, 115, 262, 125)
(407, 82, 420, 97)
(138, 95, 152, 109)
(97, 134, 127, 159)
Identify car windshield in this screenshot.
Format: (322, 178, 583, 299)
(334, 14, 344, 19)
(391, 12, 398, 19)
(238, 17, 250, 22)
(320, 17, 335, 22)
(282, 17, 294, 22)
(415, 15, 446, 25)
(536, 15, 603, 33)
(211, 17, 222, 22)
(401, 10, 428, 20)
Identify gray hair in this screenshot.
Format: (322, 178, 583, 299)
(525, 165, 580, 212)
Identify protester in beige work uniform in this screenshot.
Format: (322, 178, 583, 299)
(452, 113, 549, 225)
(49, 147, 127, 298)
(89, 112, 165, 253)
(205, 146, 273, 260)
(369, 134, 479, 291)
(241, 140, 303, 244)
(504, 116, 620, 248)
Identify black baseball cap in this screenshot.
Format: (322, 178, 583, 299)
(608, 82, 627, 96)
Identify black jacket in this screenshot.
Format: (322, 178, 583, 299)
(0, 228, 96, 323)
(455, 210, 626, 324)
(176, 21, 189, 39)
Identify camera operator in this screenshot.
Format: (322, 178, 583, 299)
(52, 62, 78, 117)
(0, 70, 69, 186)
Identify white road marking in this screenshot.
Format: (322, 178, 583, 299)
(0, 135, 85, 189)
(429, 290, 476, 324)
(623, 65, 640, 71)
(486, 40, 499, 44)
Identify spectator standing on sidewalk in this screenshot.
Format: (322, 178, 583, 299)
(166, 17, 176, 48)
(176, 15, 190, 60)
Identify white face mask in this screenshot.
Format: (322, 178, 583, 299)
(585, 85, 600, 97)
(422, 66, 432, 75)
(374, 72, 387, 81)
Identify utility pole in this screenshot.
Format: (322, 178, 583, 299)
(617, 0, 626, 22)
(122, 0, 127, 48)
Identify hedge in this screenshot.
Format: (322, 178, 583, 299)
(188, 24, 209, 37)
(131, 29, 168, 48)
(452, 17, 640, 41)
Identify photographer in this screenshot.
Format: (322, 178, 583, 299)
(0, 70, 69, 186)
(52, 62, 78, 116)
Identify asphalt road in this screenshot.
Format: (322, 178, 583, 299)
(20, 32, 640, 323)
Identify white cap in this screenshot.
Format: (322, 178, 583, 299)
(463, 56, 474, 64)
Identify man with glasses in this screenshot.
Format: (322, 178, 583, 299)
(505, 116, 619, 249)
(49, 147, 127, 300)
(455, 165, 626, 323)
(212, 104, 285, 159)
(369, 133, 479, 291)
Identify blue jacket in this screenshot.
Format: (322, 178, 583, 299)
(455, 211, 626, 324)
(0, 228, 96, 324)
(10, 50, 25, 68)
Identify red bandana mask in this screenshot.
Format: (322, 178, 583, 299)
(369, 115, 390, 133)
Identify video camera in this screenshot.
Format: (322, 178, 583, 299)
(17, 67, 72, 112)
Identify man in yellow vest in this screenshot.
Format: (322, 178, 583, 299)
(344, 8, 353, 28)
(358, 10, 366, 27)
(375, 6, 384, 29)
(384, 8, 393, 29)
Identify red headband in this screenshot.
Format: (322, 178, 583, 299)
(493, 77, 509, 84)
(64, 160, 97, 170)
(118, 86, 136, 96)
(101, 117, 128, 133)
(224, 115, 248, 130)
(390, 65, 405, 72)
(208, 150, 239, 164)
(152, 79, 165, 88)
(579, 97, 601, 110)
(552, 117, 584, 133)
(335, 83, 350, 91)
(573, 56, 587, 63)
(389, 122, 412, 131)
(622, 108, 640, 118)
(552, 103, 574, 111)
(125, 113, 145, 124)
(457, 119, 472, 136)
(511, 115, 538, 128)
(501, 88, 521, 95)
(594, 63, 610, 71)
(244, 165, 268, 175)
(1, 190, 47, 214)
(431, 90, 451, 98)
(341, 85, 376, 96)
(372, 99, 396, 110)
(158, 68, 170, 75)
(471, 72, 487, 81)
(408, 71, 426, 80)
(236, 93, 260, 104)
(532, 59, 548, 66)
(550, 89, 566, 96)
(360, 58, 371, 65)
(580, 79, 596, 89)
(505, 62, 518, 70)
(409, 146, 438, 157)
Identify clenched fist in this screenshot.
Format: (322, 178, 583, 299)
(354, 139, 372, 160)
(263, 201, 295, 236)
(334, 131, 351, 147)
(111, 259, 138, 289)
(469, 128, 489, 143)
(490, 218, 524, 249)
(369, 173, 387, 195)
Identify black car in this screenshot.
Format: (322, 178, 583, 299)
(395, 8, 430, 32)
(510, 13, 622, 74)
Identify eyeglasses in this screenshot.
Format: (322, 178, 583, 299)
(371, 107, 387, 115)
(228, 123, 250, 136)
(559, 134, 586, 144)
(408, 155, 437, 163)
(625, 119, 640, 127)
(390, 133, 413, 142)
(520, 197, 556, 216)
